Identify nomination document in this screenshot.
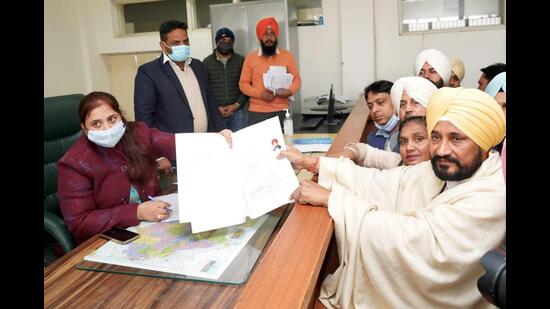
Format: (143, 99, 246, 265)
(175, 117, 299, 233)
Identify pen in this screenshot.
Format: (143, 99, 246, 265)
(148, 196, 172, 212)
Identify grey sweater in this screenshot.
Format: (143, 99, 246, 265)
(202, 51, 248, 109)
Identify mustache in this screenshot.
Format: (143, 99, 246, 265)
(432, 154, 461, 165)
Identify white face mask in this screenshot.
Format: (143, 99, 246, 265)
(86, 120, 126, 148)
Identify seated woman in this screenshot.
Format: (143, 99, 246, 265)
(57, 91, 231, 244)
(334, 116, 430, 168)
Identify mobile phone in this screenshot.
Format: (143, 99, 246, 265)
(101, 227, 139, 244)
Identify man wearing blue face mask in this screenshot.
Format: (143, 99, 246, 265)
(364, 80, 400, 153)
(134, 20, 226, 135)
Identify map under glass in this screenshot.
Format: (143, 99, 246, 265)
(85, 215, 268, 279)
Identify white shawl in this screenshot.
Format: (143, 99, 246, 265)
(318, 152, 505, 308)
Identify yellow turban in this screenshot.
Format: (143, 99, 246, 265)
(426, 87, 506, 151)
(450, 58, 465, 81)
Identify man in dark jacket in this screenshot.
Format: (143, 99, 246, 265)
(203, 27, 248, 131)
(134, 20, 226, 134)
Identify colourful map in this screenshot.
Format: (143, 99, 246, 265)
(85, 215, 268, 279)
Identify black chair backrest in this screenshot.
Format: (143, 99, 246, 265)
(44, 94, 83, 214)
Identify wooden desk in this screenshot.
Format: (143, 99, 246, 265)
(44, 103, 370, 308)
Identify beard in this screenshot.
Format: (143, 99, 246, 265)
(260, 39, 278, 56)
(431, 78, 444, 88)
(431, 148, 483, 181)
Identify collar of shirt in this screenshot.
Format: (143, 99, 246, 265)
(375, 128, 391, 138)
(257, 48, 280, 56)
(162, 52, 192, 66)
(443, 180, 459, 192)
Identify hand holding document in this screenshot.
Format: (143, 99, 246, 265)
(176, 117, 299, 233)
(263, 65, 294, 92)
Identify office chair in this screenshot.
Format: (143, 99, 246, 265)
(44, 94, 83, 266)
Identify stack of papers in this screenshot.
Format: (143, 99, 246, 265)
(263, 65, 293, 91)
(174, 117, 299, 234)
(292, 137, 333, 153)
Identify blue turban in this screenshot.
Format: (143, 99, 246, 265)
(485, 72, 506, 97)
(215, 27, 235, 43)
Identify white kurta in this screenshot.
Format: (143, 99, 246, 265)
(347, 142, 402, 169)
(318, 152, 505, 308)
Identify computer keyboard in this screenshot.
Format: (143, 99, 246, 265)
(300, 117, 324, 129)
(310, 106, 348, 111)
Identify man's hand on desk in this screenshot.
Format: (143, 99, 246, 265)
(291, 179, 330, 207)
(275, 88, 292, 98)
(261, 89, 276, 102)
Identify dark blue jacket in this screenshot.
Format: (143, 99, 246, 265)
(367, 130, 400, 153)
(134, 55, 226, 133)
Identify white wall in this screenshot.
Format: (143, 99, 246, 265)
(45, 0, 506, 101)
(297, 0, 342, 101)
(340, 0, 376, 98)
(374, 0, 506, 88)
(44, 0, 217, 98)
(44, 0, 88, 97)
(80, 0, 215, 94)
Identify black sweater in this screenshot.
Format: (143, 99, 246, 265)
(202, 51, 248, 110)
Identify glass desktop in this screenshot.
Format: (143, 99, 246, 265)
(76, 204, 290, 285)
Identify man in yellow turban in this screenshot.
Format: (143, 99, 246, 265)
(279, 87, 506, 308)
(449, 58, 465, 87)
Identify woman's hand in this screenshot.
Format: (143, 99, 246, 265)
(137, 200, 172, 221)
(290, 179, 331, 207)
(218, 129, 233, 148)
(277, 145, 317, 170)
(156, 157, 174, 175)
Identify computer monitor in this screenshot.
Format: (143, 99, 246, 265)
(325, 84, 340, 126)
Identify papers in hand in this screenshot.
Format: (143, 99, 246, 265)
(175, 117, 299, 234)
(263, 65, 293, 91)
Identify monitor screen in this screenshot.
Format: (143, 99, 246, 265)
(327, 84, 337, 125)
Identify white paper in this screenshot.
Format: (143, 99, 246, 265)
(231, 117, 300, 218)
(263, 66, 293, 91)
(176, 134, 247, 233)
(149, 193, 181, 222)
(175, 117, 299, 233)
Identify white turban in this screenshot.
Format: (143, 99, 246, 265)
(414, 49, 452, 85)
(391, 76, 438, 115)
